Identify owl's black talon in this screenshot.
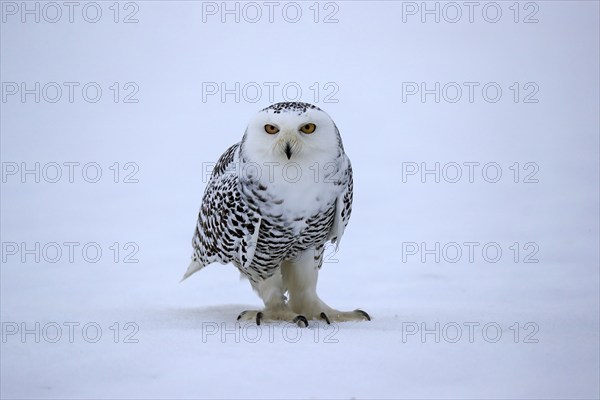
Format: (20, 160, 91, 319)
(256, 312, 263, 325)
(320, 312, 331, 324)
(237, 311, 247, 321)
(293, 315, 309, 327)
(355, 309, 371, 321)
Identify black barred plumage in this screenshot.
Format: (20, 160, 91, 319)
(183, 102, 366, 324)
(188, 139, 350, 284)
(262, 102, 320, 115)
(186, 103, 353, 284)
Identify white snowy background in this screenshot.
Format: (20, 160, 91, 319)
(1, 1, 599, 399)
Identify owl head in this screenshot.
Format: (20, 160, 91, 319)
(241, 102, 343, 163)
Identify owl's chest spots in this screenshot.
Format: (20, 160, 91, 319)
(239, 158, 344, 235)
(259, 176, 335, 210)
(243, 180, 335, 236)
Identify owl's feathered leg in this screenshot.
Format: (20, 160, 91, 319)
(282, 247, 370, 323)
(237, 270, 309, 326)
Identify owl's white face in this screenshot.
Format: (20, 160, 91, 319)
(242, 103, 342, 164)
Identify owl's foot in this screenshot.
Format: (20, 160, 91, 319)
(288, 299, 371, 323)
(317, 309, 371, 324)
(237, 310, 309, 327)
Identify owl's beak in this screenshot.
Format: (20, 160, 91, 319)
(284, 142, 293, 160)
(277, 132, 298, 160)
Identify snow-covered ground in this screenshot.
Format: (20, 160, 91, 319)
(1, 1, 598, 398)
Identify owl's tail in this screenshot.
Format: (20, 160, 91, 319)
(180, 260, 203, 282)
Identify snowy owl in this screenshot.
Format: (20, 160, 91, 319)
(182, 102, 369, 326)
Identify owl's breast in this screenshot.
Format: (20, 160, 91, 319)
(240, 161, 342, 235)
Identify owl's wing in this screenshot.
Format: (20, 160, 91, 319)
(182, 143, 261, 281)
(328, 157, 353, 249)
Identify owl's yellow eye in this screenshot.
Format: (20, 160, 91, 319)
(264, 124, 279, 134)
(300, 123, 316, 134)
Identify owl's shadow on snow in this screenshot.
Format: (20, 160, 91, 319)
(152, 304, 256, 330)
